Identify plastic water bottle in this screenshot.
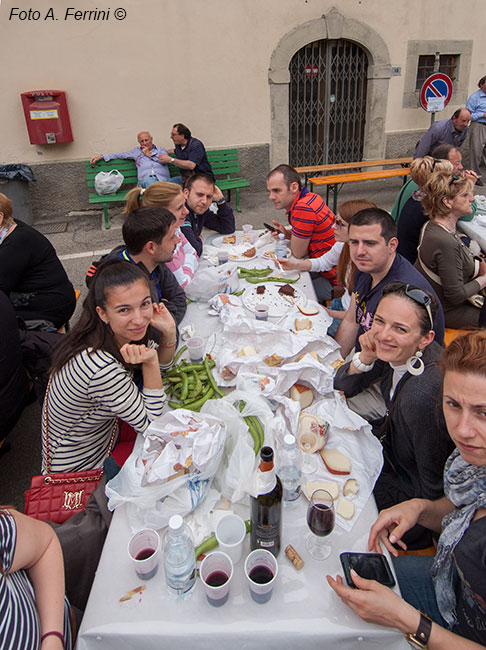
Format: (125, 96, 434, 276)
(164, 515, 196, 599)
(277, 434, 302, 502)
(275, 233, 288, 259)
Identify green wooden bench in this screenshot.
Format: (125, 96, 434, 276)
(85, 158, 138, 229)
(207, 148, 250, 212)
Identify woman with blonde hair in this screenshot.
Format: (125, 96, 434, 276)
(124, 182, 199, 289)
(415, 170, 486, 328)
(396, 156, 452, 263)
(277, 199, 375, 335)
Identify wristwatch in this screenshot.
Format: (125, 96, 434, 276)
(405, 612, 432, 649)
(352, 351, 375, 372)
(216, 197, 226, 205)
(170, 157, 175, 163)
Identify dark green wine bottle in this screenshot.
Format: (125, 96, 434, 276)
(250, 446, 282, 557)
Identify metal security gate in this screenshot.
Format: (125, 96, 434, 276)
(289, 39, 368, 167)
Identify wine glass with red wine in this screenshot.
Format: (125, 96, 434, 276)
(306, 489, 335, 560)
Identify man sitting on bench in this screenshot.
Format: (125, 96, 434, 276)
(158, 123, 214, 186)
(90, 131, 172, 188)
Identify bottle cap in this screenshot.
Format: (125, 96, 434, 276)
(169, 515, 183, 531)
(284, 434, 296, 446)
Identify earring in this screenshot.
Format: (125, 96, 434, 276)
(406, 349, 424, 376)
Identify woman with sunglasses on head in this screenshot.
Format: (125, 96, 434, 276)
(277, 200, 375, 335)
(124, 181, 198, 289)
(43, 260, 172, 474)
(334, 282, 454, 548)
(329, 330, 486, 649)
(415, 169, 486, 328)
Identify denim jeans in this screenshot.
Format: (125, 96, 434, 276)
(327, 297, 345, 337)
(392, 555, 446, 627)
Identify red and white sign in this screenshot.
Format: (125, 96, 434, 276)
(420, 73, 453, 112)
(305, 64, 318, 78)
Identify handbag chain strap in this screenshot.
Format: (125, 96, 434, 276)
(43, 375, 119, 475)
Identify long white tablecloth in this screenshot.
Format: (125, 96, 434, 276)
(77, 243, 407, 650)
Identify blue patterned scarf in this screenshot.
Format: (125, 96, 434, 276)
(431, 448, 486, 627)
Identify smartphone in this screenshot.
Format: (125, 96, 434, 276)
(263, 222, 278, 233)
(339, 552, 395, 589)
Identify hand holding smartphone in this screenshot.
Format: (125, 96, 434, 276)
(339, 552, 395, 589)
(263, 222, 278, 232)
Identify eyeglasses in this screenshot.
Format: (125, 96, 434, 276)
(404, 285, 433, 330)
(449, 173, 461, 187)
(431, 158, 442, 171)
(334, 218, 347, 228)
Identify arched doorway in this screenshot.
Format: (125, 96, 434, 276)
(289, 39, 369, 167)
(269, 9, 392, 168)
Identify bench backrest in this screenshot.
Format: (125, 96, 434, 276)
(207, 148, 242, 178)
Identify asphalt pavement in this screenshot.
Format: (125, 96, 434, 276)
(0, 179, 400, 511)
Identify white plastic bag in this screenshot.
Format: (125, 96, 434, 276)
(105, 410, 226, 531)
(94, 169, 124, 195)
(185, 262, 239, 301)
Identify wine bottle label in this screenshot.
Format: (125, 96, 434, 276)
(255, 523, 279, 548)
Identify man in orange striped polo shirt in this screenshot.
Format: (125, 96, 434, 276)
(267, 164, 336, 301)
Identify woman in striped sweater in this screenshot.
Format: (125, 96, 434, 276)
(42, 261, 173, 474)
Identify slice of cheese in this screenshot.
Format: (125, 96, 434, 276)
(237, 345, 257, 357)
(290, 383, 314, 409)
(343, 478, 359, 497)
(305, 480, 339, 501)
(320, 448, 351, 475)
(336, 496, 355, 520)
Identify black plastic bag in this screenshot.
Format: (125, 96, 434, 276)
(0, 164, 36, 182)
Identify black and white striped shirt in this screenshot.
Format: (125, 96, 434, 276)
(42, 348, 165, 473)
(0, 512, 72, 650)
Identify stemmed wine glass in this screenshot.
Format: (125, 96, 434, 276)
(306, 489, 335, 560)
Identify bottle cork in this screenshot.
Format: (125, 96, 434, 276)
(285, 544, 304, 570)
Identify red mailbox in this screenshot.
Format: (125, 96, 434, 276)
(21, 90, 73, 144)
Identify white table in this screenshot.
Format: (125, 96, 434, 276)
(457, 217, 486, 252)
(77, 242, 407, 650)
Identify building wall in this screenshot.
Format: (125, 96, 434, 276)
(1, 0, 483, 217)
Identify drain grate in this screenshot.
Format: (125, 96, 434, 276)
(35, 222, 68, 234)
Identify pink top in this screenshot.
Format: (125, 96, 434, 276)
(166, 227, 199, 289)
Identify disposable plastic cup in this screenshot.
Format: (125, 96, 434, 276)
(255, 304, 269, 321)
(128, 529, 160, 580)
(242, 224, 253, 233)
(217, 250, 229, 265)
(200, 552, 233, 607)
(244, 549, 278, 604)
(215, 514, 247, 564)
(187, 336, 205, 362)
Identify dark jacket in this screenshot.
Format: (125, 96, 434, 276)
(107, 246, 187, 326)
(181, 201, 235, 257)
(334, 341, 454, 506)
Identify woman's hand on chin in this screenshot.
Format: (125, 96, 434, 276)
(120, 343, 159, 366)
(358, 330, 378, 365)
(150, 302, 177, 335)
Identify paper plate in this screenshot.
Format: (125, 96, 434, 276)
(242, 283, 307, 317)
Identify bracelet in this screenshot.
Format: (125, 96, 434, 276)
(404, 611, 432, 648)
(41, 631, 65, 648)
(160, 340, 177, 349)
(352, 351, 375, 372)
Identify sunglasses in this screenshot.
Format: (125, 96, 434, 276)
(431, 158, 442, 171)
(334, 218, 347, 228)
(404, 285, 433, 330)
(449, 173, 461, 187)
